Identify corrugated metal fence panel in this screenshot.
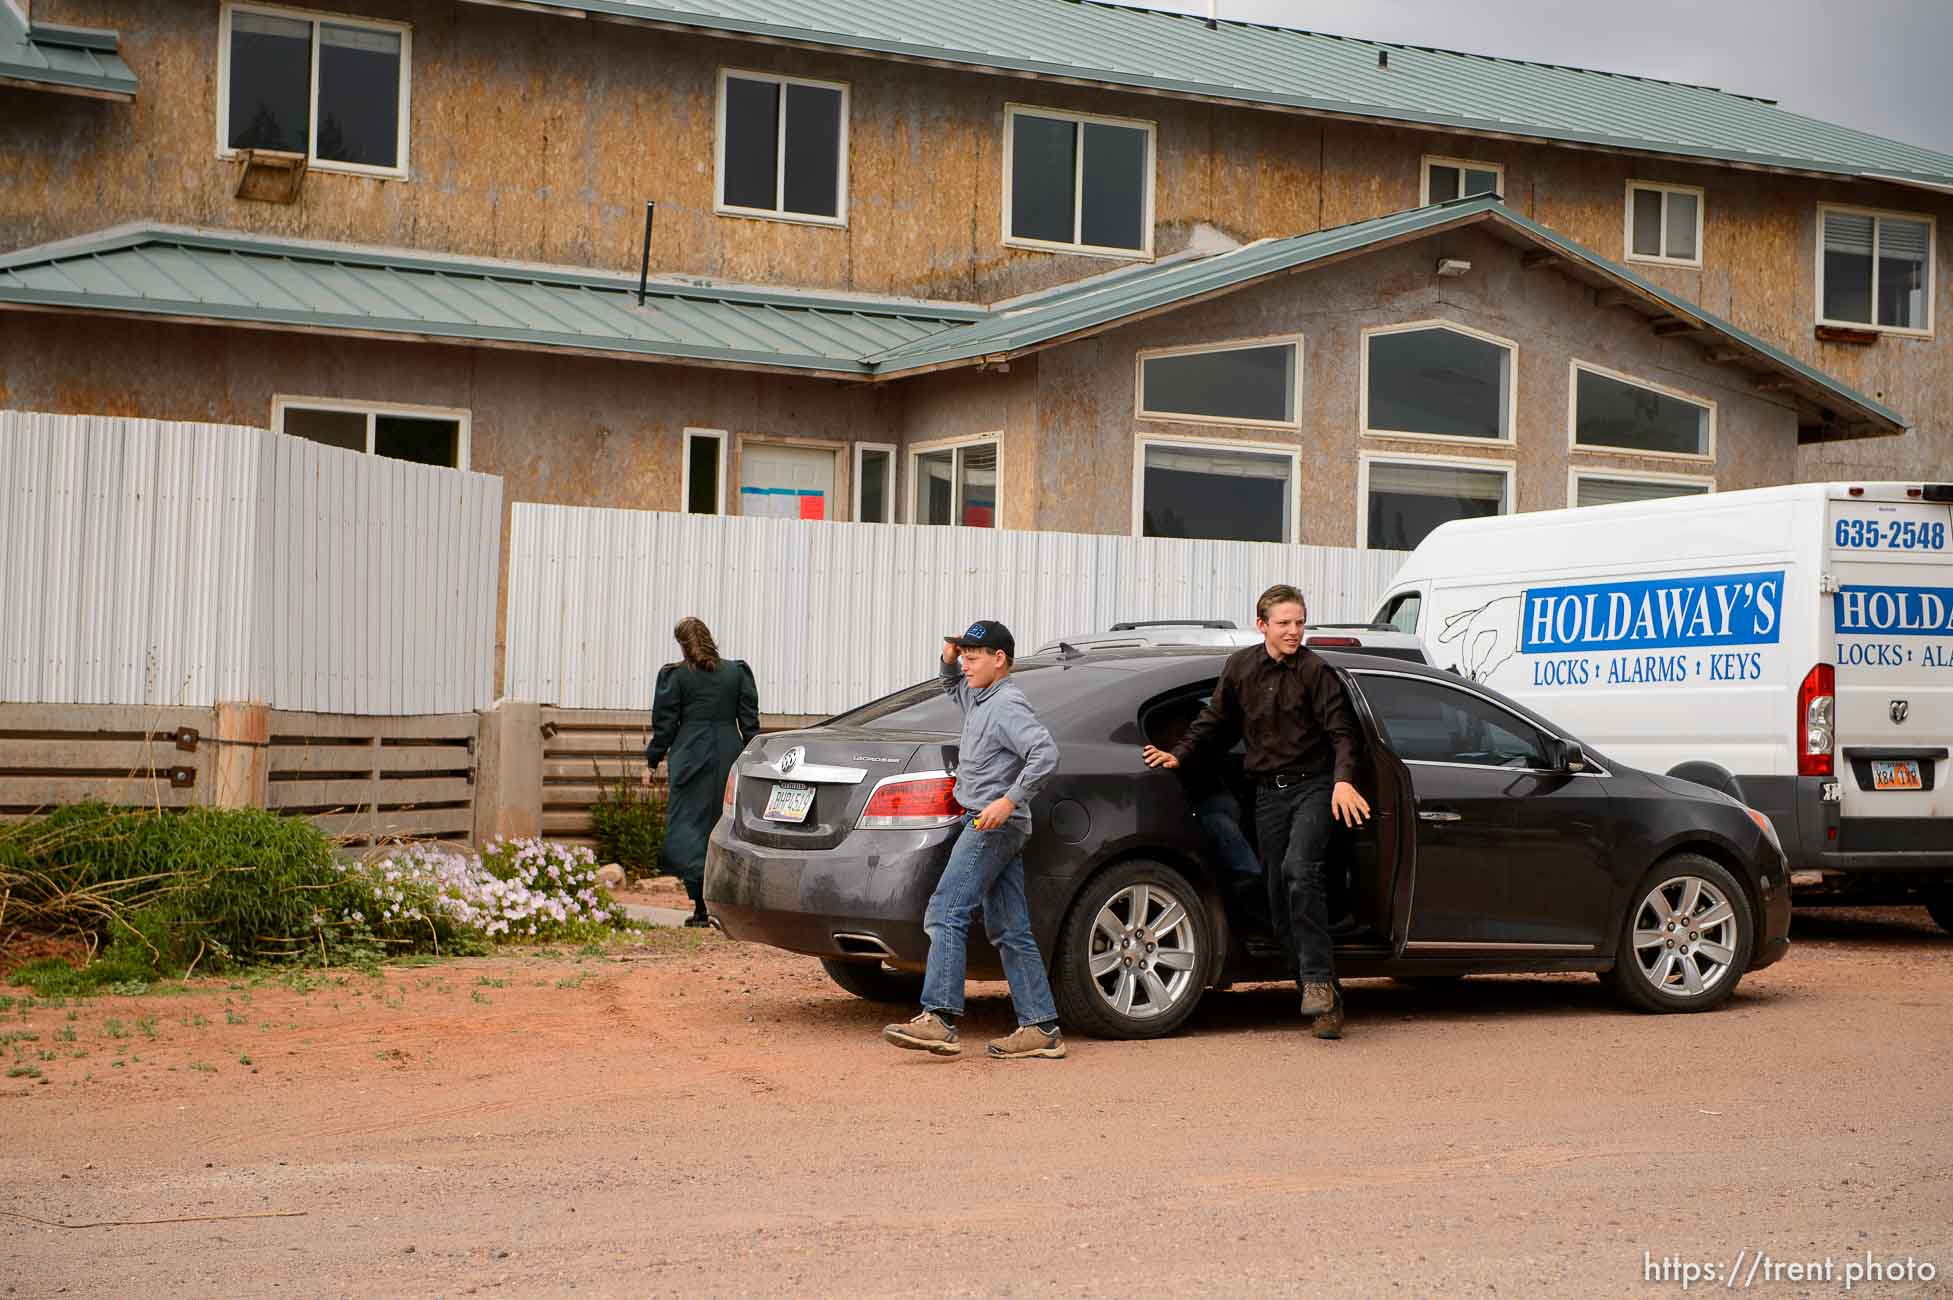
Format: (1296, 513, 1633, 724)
(1, 410, 501, 714)
(0, 410, 262, 707)
(506, 505, 1409, 716)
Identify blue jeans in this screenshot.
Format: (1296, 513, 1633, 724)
(1254, 776, 1337, 985)
(920, 818, 1059, 1027)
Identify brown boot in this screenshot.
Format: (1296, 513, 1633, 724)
(1299, 981, 1335, 1016)
(1311, 996, 1345, 1040)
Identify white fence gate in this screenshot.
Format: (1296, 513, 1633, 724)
(506, 505, 1407, 716)
(0, 410, 502, 714)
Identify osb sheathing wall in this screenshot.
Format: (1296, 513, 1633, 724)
(4, 0, 1949, 478)
(1022, 226, 1801, 546)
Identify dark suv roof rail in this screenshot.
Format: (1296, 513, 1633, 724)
(1109, 619, 1237, 631)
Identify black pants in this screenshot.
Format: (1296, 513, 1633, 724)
(1254, 775, 1337, 986)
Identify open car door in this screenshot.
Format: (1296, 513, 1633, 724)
(1336, 668, 1415, 955)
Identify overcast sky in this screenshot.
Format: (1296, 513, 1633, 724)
(1146, 1, 1953, 156)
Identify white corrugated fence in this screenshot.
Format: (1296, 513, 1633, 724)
(506, 505, 1408, 715)
(0, 410, 502, 713)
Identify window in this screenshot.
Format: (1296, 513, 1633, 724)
(219, 5, 409, 176)
(1136, 438, 1296, 543)
(911, 438, 997, 527)
(1356, 673, 1553, 770)
(274, 397, 466, 467)
(1005, 105, 1154, 257)
(684, 429, 726, 515)
(1819, 205, 1934, 334)
(1571, 472, 1713, 508)
(1625, 181, 1703, 266)
(1422, 156, 1503, 204)
(1377, 591, 1422, 636)
(739, 441, 836, 519)
(1136, 337, 1301, 428)
(1361, 456, 1510, 551)
(1362, 321, 1516, 442)
(1569, 363, 1714, 458)
(853, 442, 895, 523)
(716, 69, 848, 225)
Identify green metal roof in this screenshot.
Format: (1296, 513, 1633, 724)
(0, 4, 137, 99)
(465, 0, 1953, 191)
(0, 203, 1905, 435)
(0, 226, 982, 375)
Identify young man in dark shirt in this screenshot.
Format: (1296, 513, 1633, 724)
(1141, 584, 1370, 1038)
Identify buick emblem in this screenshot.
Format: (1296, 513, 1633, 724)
(1890, 700, 1910, 725)
(778, 746, 805, 774)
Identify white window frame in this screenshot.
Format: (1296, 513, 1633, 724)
(1359, 318, 1519, 447)
(1133, 334, 1305, 431)
(682, 427, 728, 515)
(907, 432, 1003, 528)
(1131, 433, 1301, 544)
(1815, 202, 1936, 338)
(713, 67, 850, 228)
(1002, 103, 1156, 261)
(851, 441, 897, 524)
(1357, 451, 1514, 553)
(216, 3, 412, 180)
(1566, 360, 1717, 462)
(272, 395, 469, 467)
(1568, 467, 1716, 509)
(1623, 180, 1705, 268)
(1419, 155, 1504, 205)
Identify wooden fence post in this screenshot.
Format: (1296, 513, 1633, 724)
(211, 702, 270, 809)
(473, 700, 543, 845)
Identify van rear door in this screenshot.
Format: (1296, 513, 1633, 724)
(1826, 491, 1953, 845)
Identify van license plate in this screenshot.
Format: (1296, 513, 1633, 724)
(764, 782, 816, 822)
(1870, 760, 1922, 791)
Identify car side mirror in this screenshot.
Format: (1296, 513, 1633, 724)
(1554, 740, 1588, 774)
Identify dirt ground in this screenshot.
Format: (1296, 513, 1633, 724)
(4, 907, 1950, 1299)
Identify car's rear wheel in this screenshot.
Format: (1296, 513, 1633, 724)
(819, 958, 925, 1004)
(1925, 889, 1953, 936)
(1604, 854, 1754, 1013)
(1053, 860, 1209, 1040)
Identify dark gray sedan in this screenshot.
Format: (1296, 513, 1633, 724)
(704, 647, 1790, 1040)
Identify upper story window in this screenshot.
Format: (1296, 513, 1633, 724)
(1421, 156, 1503, 204)
(1136, 336, 1302, 428)
(1361, 320, 1516, 443)
(219, 4, 410, 177)
(274, 396, 467, 468)
(1626, 181, 1703, 267)
(1569, 362, 1715, 459)
(716, 69, 848, 225)
(1005, 105, 1154, 258)
(1820, 204, 1934, 336)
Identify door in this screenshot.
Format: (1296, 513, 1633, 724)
(1827, 494, 1953, 842)
(738, 443, 836, 520)
(1353, 671, 1615, 952)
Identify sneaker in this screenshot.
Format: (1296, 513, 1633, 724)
(1299, 981, 1336, 1016)
(883, 1011, 961, 1056)
(1310, 998, 1345, 1041)
(987, 1024, 1066, 1060)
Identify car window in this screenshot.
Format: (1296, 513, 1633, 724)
(1378, 592, 1422, 635)
(1355, 673, 1552, 769)
(1141, 683, 1213, 751)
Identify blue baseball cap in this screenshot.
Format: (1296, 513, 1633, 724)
(947, 619, 1015, 657)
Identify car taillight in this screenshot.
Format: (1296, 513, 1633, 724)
(724, 769, 738, 810)
(1306, 636, 1361, 647)
(1797, 663, 1834, 777)
(857, 773, 963, 829)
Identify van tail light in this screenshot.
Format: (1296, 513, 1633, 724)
(1797, 663, 1835, 778)
(858, 773, 963, 829)
(1306, 636, 1361, 647)
(724, 769, 738, 810)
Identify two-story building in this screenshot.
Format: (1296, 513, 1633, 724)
(3, 0, 1947, 557)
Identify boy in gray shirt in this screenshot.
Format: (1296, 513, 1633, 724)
(884, 620, 1065, 1060)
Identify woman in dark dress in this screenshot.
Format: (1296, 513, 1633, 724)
(643, 617, 759, 926)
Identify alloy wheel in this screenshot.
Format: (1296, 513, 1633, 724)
(1629, 874, 1740, 999)
(1086, 880, 1200, 1020)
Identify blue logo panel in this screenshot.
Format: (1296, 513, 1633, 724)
(1834, 585, 1953, 637)
(1521, 570, 1784, 654)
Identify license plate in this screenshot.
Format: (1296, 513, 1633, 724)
(1870, 760, 1922, 791)
(763, 781, 816, 823)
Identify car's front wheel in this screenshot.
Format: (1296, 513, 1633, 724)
(1604, 854, 1754, 1013)
(1925, 888, 1953, 936)
(819, 958, 925, 1004)
(1053, 860, 1209, 1039)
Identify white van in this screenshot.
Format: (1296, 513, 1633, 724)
(1373, 482, 1952, 925)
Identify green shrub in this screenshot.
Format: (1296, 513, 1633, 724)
(588, 764, 665, 878)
